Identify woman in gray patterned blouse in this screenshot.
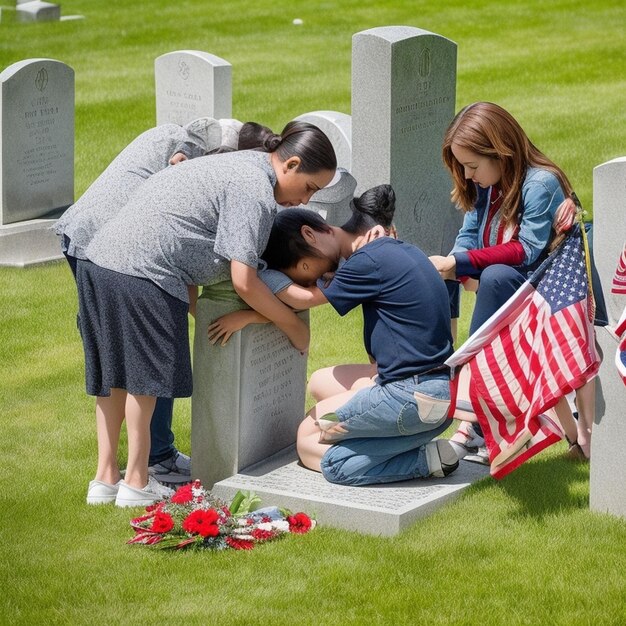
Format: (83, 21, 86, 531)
(79, 120, 337, 507)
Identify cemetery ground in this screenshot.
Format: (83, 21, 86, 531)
(2, 0, 625, 623)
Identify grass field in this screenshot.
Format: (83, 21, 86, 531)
(1, 1, 626, 624)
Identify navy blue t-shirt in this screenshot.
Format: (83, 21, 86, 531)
(322, 238, 453, 384)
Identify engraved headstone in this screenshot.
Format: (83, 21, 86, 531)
(295, 111, 352, 171)
(191, 284, 309, 489)
(590, 156, 626, 519)
(0, 58, 73, 266)
(351, 26, 460, 256)
(155, 51, 232, 126)
(213, 448, 490, 536)
(1, 58, 74, 224)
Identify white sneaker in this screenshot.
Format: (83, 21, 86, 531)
(425, 440, 459, 478)
(115, 476, 174, 508)
(87, 479, 121, 505)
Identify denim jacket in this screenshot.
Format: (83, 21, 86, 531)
(450, 167, 565, 278)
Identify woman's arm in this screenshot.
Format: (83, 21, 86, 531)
(275, 283, 328, 310)
(230, 261, 310, 351)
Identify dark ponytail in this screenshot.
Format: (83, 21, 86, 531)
(262, 209, 332, 270)
(341, 184, 396, 234)
(267, 121, 337, 173)
(238, 122, 275, 151)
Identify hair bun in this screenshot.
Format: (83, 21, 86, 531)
(263, 133, 282, 152)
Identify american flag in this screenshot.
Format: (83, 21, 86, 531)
(613, 243, 626, 385)
(611, 243, 626, 295)
(446, 225, 600, 478)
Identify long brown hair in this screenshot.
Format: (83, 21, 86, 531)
(442, 102, 572, 227)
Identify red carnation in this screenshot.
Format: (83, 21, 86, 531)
(171, 484, 194, 504)
(251, 528, 275, 541)
(287, 512, 313, 534)
(182, 509, 220, 537)
(150, 511, 175, 534)
(226, 537, 255, 550)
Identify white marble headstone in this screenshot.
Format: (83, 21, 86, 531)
(590, 156, 626, 520)
(155, 50, 232, 126)
(295, 110, 352, 172)
(0, 58, 74, 225)
(352, 26, 461, 256)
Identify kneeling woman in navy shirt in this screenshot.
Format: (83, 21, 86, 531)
(262, 185, 460, 486)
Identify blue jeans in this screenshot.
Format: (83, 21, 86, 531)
(150, 397, 176, 464)
(319, 372, 452, 486)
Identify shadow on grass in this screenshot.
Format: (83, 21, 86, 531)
(464, 450, 590, 520)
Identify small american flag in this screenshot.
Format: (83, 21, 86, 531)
(446, 225, 600, 478)
(611, 243, 626, 295)
(613, 244, 626, 385)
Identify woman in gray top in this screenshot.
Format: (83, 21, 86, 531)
(80, 120, 336, 508)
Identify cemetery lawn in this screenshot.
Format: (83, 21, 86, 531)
(2, 0, 625, 624)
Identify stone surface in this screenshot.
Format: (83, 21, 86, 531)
(0, 218, 64, 267)
(16, 1, 60, 22)
(155, 50, 232, 126)
(295, 110, 352, 171)
(590, 156, 626, 520)
(191, 285, 309, 489)
(351, 26, 461, 256)
(1, 58, 74, 225)
(213, 447, 490, 536)
(301, 168, 357, 226)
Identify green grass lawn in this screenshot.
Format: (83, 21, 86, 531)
(1, 0, 626, 624)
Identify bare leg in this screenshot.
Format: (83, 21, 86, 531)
(95, 389, 126, 485)
(297, 389, 358, 472)
(575, 378, 595, 459)
(553, 395, 579, 444)
(308, 363, 376, 402)
(123, 394, 157, 489)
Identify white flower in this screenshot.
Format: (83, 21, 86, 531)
(271, 520, 290, 532)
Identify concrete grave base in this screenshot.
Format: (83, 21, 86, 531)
(212, 446, 490, 536)
(0, 217, 64, 267)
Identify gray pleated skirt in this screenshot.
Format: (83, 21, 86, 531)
(76, 260, 192, 397)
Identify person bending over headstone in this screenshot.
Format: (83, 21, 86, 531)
(55, 117, 274, 485)
(209, 185, 459, 486)
(71, 121, 336, 507)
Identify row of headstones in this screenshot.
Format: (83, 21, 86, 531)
(0, 26, 463, 261)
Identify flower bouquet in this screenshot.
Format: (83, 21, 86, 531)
(128, 480, 315, 551)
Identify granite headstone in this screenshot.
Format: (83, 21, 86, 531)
(16, 0, 60, 22)
(590, 156, 626, 519)
(351, 26, 460, 256)
(155, 51, 232, 126)
(295, 110, 352, 172)
(191, 283, 309, 489)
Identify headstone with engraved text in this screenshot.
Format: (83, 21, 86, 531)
(155, 51, 232, 126)
(351, 26, 460, 256)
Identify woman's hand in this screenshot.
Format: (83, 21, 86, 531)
(554, 197, 577, 234)
(429, 255, 457, 280)
(169, 152, 188, 165)
(207, 310, 268, 346)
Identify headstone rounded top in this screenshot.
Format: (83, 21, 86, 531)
(155, 50, 231, 67)
(1, 58, 74, 81)
(593, 156, 626, 171)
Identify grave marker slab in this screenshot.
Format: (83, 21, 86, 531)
(16, 0, 60, 22)
(302, 168, 357, 226)
(352, 26, 460, 256)
(155, 51, 232, 126)
(192, 285, 309, 489)
(295, 110, 352, 171)
(590, 156, 626, 519)
(213, 447, 490, 536)
(1, 58, 74, 225)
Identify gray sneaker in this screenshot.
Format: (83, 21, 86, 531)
(464, 446, 490, 466)
(148, 450, 191, 486)
(425, 440, 459, 478)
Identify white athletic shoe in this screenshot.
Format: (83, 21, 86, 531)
(86, 479, 121, 505)
(115, 476, 174, 508)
